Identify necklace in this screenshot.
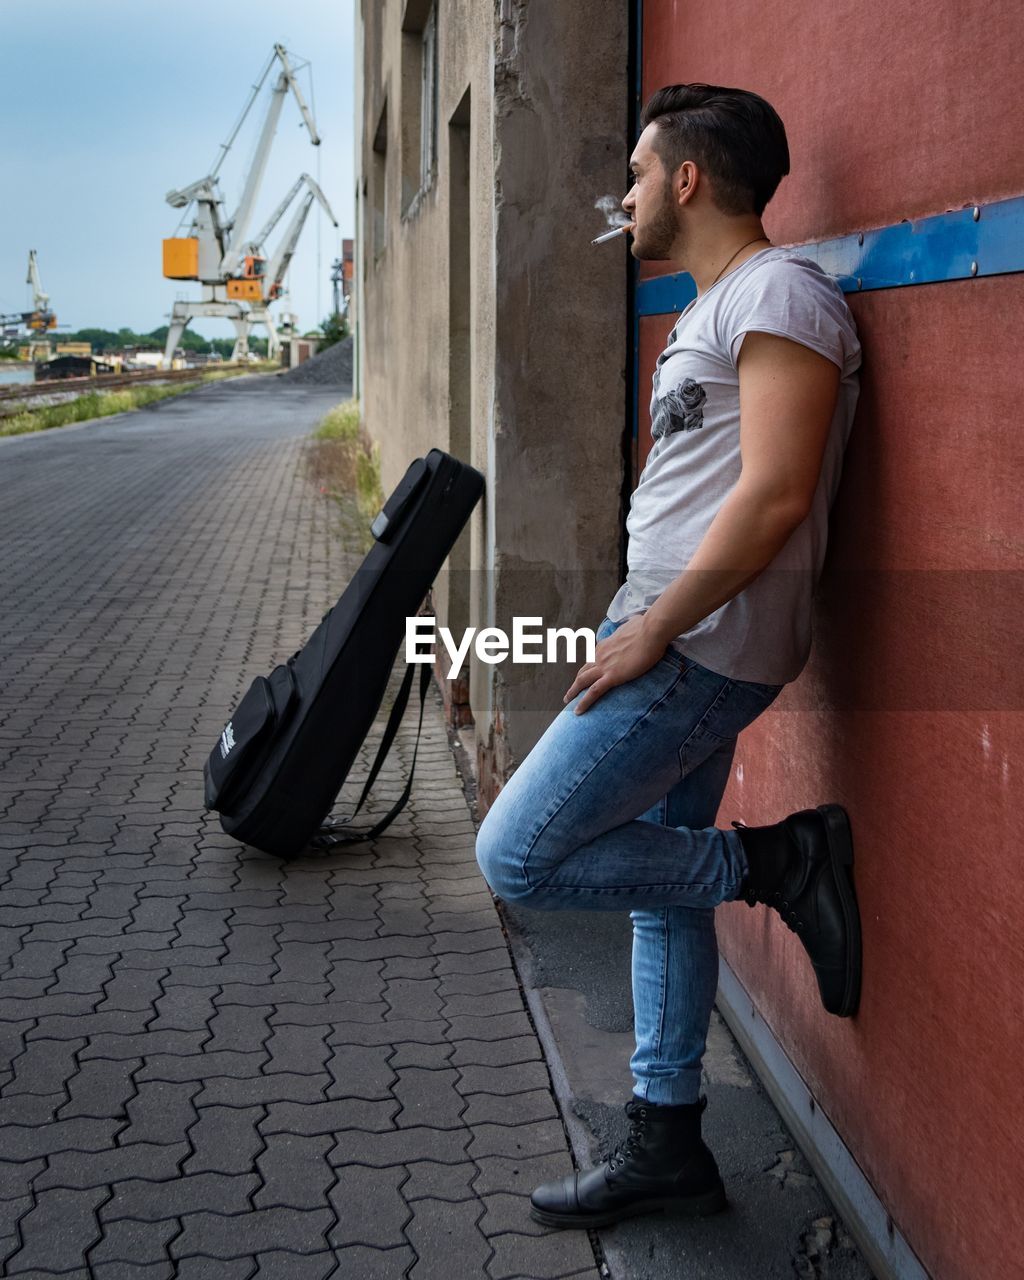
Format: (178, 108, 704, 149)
(707, 235, 771, 291)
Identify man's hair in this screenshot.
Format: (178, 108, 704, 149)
(640, 84, 790, 217)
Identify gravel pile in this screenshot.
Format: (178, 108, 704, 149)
(279, 336, 354, 387)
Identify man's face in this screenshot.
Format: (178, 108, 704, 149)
(622, 124, 681, 261)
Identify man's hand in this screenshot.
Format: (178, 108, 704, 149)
(563, 615, 667, 715)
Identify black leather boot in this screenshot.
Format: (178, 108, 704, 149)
(529, 1096, 727, 1229)
(731, 803, 862, 1017)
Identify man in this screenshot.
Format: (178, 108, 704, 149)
(475, 83, 863, 1229)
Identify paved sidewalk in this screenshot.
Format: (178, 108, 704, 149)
(0, 381, 600, 1280)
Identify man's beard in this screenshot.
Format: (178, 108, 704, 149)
(632, 179, 680, 260)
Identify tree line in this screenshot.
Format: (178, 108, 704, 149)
(57, 327, 269, 357)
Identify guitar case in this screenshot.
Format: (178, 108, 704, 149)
(203, 448, 484, 858)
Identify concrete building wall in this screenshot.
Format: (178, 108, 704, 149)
(357, 0, 629, 802)
(358, 0, 495, 732)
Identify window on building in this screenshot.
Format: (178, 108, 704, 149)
(372, 100, 388, 261)
(419, 7, 438, 183)
(401, 0, 438, 214)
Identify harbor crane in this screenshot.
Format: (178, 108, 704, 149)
(1, 251, 58, 337)
(160, 44, 337, 365)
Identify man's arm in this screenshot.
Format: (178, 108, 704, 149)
(639, 331, 840, 645)
(566, 331, 840, 713)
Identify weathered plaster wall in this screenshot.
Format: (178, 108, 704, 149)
(358, 0, 630, 805)
(479, 0, 628, 797)
(358, 0, 496, 737)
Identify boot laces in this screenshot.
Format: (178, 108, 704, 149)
(731, 820, 804, 933)
(605, 1100, 648, 1171)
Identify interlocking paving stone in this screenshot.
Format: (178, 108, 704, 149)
(53, 1059, 140, 1131)
(267, 999, 387, 1027)
(467, 1119, 570, 1161)
(102, 1173, 260, 1221)
(3, 1185, 109, 1274)
(325, 958, 387, 1002)
(34, 1142, 191, 1189)
(135, 1050, 268, 1082)
(262, 1023, 333, 1074)
(402, 1160, 479, 1202)
(327, 1125, 472, 1168)
(87, 1216, 181, 1267)
(6, 1037, 85, 1096)
(203, 1004, 273, 1052)
(328, 1244, 417, 1279)
(80, 1030, 208, 1060)
(253, 1132, 334, 1209)
(216, 982, 334, 1007)
(92, 1257, 176, 1280)
(0, 1091, 66, 1126)
(0, 1193, 35, 1240)
(323, 1043, 396, 1099)
(0, 1117, 127, 1159)
(379, 955, 437, 981)
(251, 1250, 337, 1280)
(445, 1012, 536, 1043)
(462, 1089, 559, 1127)
(433, 948, 511, 976)
(174, 1255, 256, 1279)
(429, 909, 506, 935)
(98, 965, 170, 1013)
(170, 1205, 335, 1258)
(325, 1019, 449, 1048)
(260, 1098, 399, 1136)
(486, 1229, 600, 1280)
(455, 1061, 552, 1095)
(440, 989, 526, 1019)
(389, 1042, 455, 1070)
(184, 1104, 265, 1175)
(472, 1152, 578, 1198)
(0, 382, 597, 1279)
(121, 1080, 201, 1144)
(383, 977, 444, 1022)
(393, 1067, 466, 1129)
(477, 1191, 549, 1238)
(327, 1163, 409, 1248)
(403, 1197, 492, 1280)
(190, 1072, 328, 1107)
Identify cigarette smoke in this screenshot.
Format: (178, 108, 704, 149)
(594, 194, 631, 228)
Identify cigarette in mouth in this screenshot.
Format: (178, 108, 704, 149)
(592, 224, 632, 245)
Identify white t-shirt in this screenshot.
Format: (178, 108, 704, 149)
(606, 246, 861, 685)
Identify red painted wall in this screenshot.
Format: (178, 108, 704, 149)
(637, 7, 1024, 1279)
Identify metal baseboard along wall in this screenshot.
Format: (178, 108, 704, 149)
(716, 960, 932, 1280)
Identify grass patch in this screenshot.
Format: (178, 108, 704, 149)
(307, 398, 384, 552)
(312, 400, 361, 444)
(0, 366, 259, 438)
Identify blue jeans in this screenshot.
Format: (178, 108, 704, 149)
(475, 616, 784, 1104)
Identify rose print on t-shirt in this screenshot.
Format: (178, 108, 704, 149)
(651, 378, 707, 438)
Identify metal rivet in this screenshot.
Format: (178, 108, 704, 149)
(971, 260, 979, 276)
(857, 232, 864, 246)
(909, 271, 915, 280)
(856, 277, 863, 289)
(973, 206, 980, 222)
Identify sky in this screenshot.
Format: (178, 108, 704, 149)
(1, 0, 355, 340)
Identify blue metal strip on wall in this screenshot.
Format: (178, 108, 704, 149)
(636, 195, 1024, 318)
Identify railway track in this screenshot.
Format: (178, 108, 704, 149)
(0, 363, 248, 406)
